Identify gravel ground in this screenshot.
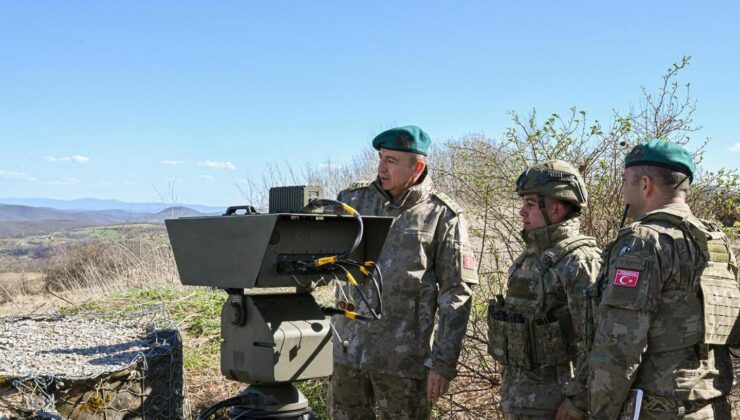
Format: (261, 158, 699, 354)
(0, 314, 150, 380)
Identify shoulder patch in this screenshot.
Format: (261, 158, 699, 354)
(431, 191, 464, 214)
(347, 180, 371, 191)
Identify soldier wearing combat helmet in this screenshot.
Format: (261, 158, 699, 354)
(487, 160, 601, 419)
(329, 125, 478, 419)
(587, 139, 739, 419)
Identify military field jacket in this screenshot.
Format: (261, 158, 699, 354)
(588, 203, 737, 419)
(498, 218, 601, 415)
(332, 172, 478, 380)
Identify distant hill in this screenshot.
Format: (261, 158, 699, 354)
(0, 197, 227, 214)
(0, 204, 215, 237)
(135, 206, 210, 223)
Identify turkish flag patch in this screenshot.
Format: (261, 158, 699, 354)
(613, 269, 640, 287)
(463, 255, 476, 270)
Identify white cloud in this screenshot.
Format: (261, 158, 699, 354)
(728, 142, 740, 153)
(45, 178, 80, 186)
(45, 155, 90, 163)
(0, 170, 36, 182)
(162, 160, 186, 165)
(198, 160, 236, 170)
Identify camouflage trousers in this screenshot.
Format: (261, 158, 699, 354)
(329, 363, 432, 420)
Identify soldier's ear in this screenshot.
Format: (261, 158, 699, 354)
(549, 200, 567, 222)
(413, 160, 426, 176)
(641, 175, 655, 197)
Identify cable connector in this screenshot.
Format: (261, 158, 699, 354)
(315, 255, 338, 266)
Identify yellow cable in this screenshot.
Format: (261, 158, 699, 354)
(341, 203, 359, 217)
(345, 272, 358, 285)
(315, 255, 338, 266)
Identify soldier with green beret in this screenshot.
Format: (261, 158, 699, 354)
(371, 125, 432, 156)
(328, 125, 478, 419)
(587, 139, 739, 419)
(487, 160, 601, 419)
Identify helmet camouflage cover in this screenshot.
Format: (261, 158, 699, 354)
(516, 160, 588, 209)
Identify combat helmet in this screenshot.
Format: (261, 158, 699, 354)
(516, 160, 588, 216)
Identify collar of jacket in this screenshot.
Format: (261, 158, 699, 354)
(521, 217, 582, 253)
(636, 202, 693, 222)
(370, 168, 432, 210)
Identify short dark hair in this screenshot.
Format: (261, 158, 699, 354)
(631, 165, 690, 196)
(544, 196, 580, 220)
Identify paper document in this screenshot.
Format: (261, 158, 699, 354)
(619, 389, 643, 420)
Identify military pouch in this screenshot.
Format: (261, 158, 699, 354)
(486, 299, 532, 368)
(532, 318, 570, 366)
(503, 319, 532, 369)
(487, 298, 508, 363)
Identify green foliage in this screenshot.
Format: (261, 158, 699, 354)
(296, 378, 329, 419)
(690, 168, 740, 236)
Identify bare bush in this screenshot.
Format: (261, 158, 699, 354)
(43, 239, 179, 295)
(235, 149, 379, 208)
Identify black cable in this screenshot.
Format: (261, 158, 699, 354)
(332, 263, 380, 320)
(340, 260, 383, 318)
(369, 262, 383, 295)
(197, 394, 252, 420)
(303, 198, 385, 322)
(305, 198, 363, 260)
(619, 204, 630, 229)
(320, 305, 372, 321)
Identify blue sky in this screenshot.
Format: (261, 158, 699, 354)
(1, 1, 738, 206)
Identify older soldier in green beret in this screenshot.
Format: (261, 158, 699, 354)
(328, 125, 478, 419)
(587, 139, 739, 419)
(487, 160, 601, 420)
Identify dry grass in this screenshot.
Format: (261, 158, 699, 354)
(42, 239, 179, 295)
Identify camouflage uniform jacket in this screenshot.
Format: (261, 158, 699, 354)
(588, 203, 737, 419)
(332, 171, 479, 380)
(494, 218, 601, 415)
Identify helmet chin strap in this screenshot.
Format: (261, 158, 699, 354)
(538, 194, 552, 226)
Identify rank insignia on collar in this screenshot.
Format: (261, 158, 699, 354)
(614, 269, 640, 287)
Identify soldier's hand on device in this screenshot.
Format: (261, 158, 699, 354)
(426, 370, 450, 401)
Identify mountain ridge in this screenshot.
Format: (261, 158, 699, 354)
(0, 197, 228, 214)
(0, 204, 216, 238)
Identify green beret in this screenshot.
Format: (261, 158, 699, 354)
(624, 139, 695, 182)
(372, 125, 431, 155)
